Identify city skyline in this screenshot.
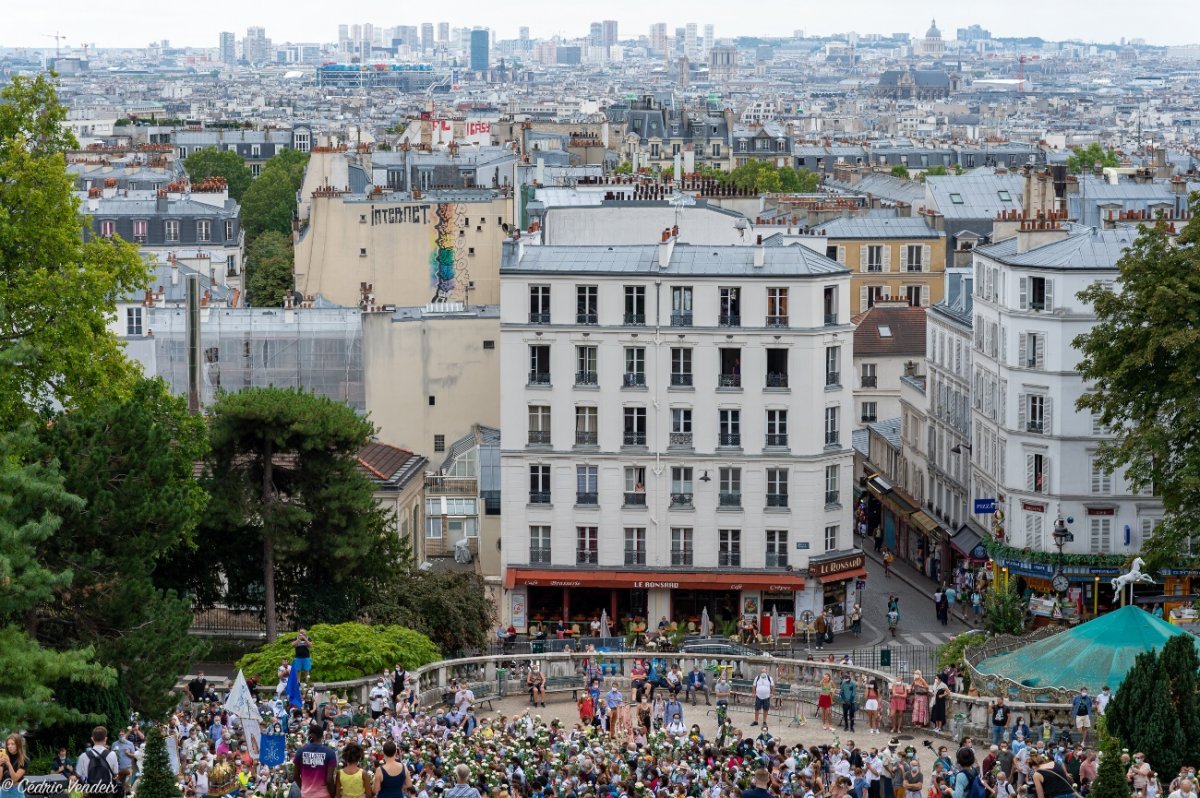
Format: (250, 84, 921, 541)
(7, 0, 1200, 50)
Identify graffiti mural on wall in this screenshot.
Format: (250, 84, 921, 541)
(430, 203, 471, 303)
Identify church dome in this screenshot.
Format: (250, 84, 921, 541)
(926, 19, 942, 39)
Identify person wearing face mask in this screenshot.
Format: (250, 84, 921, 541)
(1129, 755, 1153, 794)
(1096, 686, 1112, 716)
(901, 748, 923, 798)
(1070, 687, 1093, 747)
(1169, 778, 1198, 798)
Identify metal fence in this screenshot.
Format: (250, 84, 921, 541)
(189, 607, 270, 639)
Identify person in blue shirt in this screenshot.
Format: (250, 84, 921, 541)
(1070, 686, 1094, 747)
(663, 697, 684, 734)
(686, 667, 710, 706)
(604, 683, 624, 733)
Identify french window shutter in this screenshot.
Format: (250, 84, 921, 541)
(900, 246, 909, 270)
(837, 245, 846, 264)
(1018, 277, 1028, 310)
(922, 244, 931, 271)
(1018, 333, 1027, 368)
(882, 246, 892, 272)
(858, 246, 867, 271)
(1044, 279, 1054, 311)
(859, 284, 869, 311)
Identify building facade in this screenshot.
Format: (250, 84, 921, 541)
(498, 236, 861, 637)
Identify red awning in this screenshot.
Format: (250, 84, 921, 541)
(504, 567, 804, 592)
(818, 566, 868, 584)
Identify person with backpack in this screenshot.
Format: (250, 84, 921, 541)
(751, 667, 774, 727)
(952, 748, 986, 798)
(76, 726, 121, 796)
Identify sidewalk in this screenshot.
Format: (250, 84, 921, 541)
(860, 538, 974, 633)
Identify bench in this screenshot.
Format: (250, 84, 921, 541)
(468, 682, 497, 711)
(708, 697, 808, 728)
(524, 675, 587, 703)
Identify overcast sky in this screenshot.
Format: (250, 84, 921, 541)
(7, 0, 1200, 50)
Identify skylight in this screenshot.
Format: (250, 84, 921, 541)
(878, 325, 893, 337)
(998, 190, 1012, 202)
(949, 193, 964, 204)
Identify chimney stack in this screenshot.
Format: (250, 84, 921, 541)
(753, 235, 765, 268)
(658, 227, 676, 269)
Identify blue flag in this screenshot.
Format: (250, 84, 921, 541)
(286, 663, 303, 708)
(259, 734, 287, 768)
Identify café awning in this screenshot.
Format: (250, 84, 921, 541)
(504, 567, 805, 592)
(909, 510, 944, 539)
(950, 523, 985, 558)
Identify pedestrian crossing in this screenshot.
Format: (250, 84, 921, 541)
(894, 631, 959, 647)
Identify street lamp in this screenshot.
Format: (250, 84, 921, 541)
(1051, 515, 1070, 594)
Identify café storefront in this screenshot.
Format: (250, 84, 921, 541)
(806, 550, 868, 632)
(503, 567, 806, 636)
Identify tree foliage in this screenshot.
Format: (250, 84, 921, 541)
(1074, 202, 1200, 565)
(135, 727, 180, 798)
(34, 378, 210, 717)
(362, 570, 496, 657)
(236, 623, 441, 683)
(245, 231, 295, 307)
(240, 151, 308, 242)
(185, 388, 395, 640)
(1090, 716, 1131, 798)
(1067, 142, 1121, 174)
(982, 581, 1026, 635)
(0, 429, 117, 731)
(890, 164, 910, 179)
(183, 147, 253, 201)
(1105, 636, 1200, 777)
(0, 75, 147, 423)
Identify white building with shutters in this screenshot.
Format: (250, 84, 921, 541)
(497, 233, 862, 634)
(969, 221, 1163, 563)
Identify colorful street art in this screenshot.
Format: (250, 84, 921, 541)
(430, 202, 470, 302)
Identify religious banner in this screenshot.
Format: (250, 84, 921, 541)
(258, 734, 286, 768)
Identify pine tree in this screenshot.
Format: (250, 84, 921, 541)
(135, 726, 180, 798)
(1105, 650, 1155, 745)
(1160, 636, 1200, 771)
(1089, 718, 1131, 798)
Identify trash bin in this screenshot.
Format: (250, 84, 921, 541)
(880, 649, 892, 667)
(950, 712, 967, 742)
(496, 668, 508, 697)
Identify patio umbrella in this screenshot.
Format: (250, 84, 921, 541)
(700, 607, 711, 638)
(771, 606, 781, 640)
(600, 608, 612, 639)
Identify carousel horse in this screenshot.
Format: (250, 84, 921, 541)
(1111, 557, 1156, 592)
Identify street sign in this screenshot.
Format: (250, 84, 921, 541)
(855, 580, 867, 591)
(974, 498, 997, 514)
(795, 541, 811, 550)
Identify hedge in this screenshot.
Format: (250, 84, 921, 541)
(235, 623, 441, 683)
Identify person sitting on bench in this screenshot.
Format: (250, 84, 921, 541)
(686, 666, 711, 706)
(527, 664, 546, 708)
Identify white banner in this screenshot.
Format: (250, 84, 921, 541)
(224, 670, 262, 721)
(241, 718, 263, 761)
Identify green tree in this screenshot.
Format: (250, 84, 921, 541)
(362, 570, 495, 656)
(890, 164, 910, 179)
(193, 388, 394, 641)
(1161, 634, 1200, 769)
(1089, 717, 1131, 798)
(183, 147, 253, 201)
(613, 161, 633, 175)
(0, 74, 147, 423)
(1074, 202, 1200, 563)
(1066, 142, 1121, 174)
(1105, 649, 1155, 747)
(924, 165, 950, 177)
(245, 230, 295, 307)
(266, 149, 310, 192)
(982, 581, 1025, 635)
(778, 166, 820, 193)
(136, 727, 181, 798)
(0, 429, 116, 731)
(35, 378, 210, 717)
(236, 623, 441, 683)
(1105, 638, 1200, 777)
(240, 166, 297, 241)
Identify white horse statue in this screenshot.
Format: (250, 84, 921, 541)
(1111, 557, 1156, 592)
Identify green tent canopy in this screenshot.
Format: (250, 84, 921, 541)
(975, 605, 1200, 691)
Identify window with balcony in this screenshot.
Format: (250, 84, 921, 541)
(576, 465, 599, 505)
(866, 285, 889, 308)
(529, 464, 551, 504)
(132, 219, 148, 243)
(718, 529, 741, 567)
(826, 346, 841, 387)
(865, 245, 883, 272)
(861, 362, 877, 388)
(576, 345, 598, 386)
(767, 287, 789, 327)
(528, 405, 551, 445)
(718, 409, 741, 447)
(765, 348, 788, 388)
(624, 527, 647, 565)
(576, 285, 598, 324)
(766, 409, 788, 448)
(824, 406, 840, 447)
(861, 401, 878, 423)
(623, 347, 646, 387)
(1021, 394, 1048, 434)
(823, 285, 839, 325)
(623, 407, 647, 446)
(670, 467, 693, 507)
(624, 466, 647, 506)
(528, 285, 551, 323)
(624, 285, 646, 325)
(719, 287, 741, 326)
(530, 525, 551, 563)
(575, 406, 598, 446)
(577, 526, 599, 564)
(719, 467, 741, 507)
(766, 467, 788, 508)
(719, 348, 742, 388)
(671, 286, 693, 326)
(528, 345, 551, 385)
(1020, 276, 1053, 312)
(824, 524, 839, 552)
(906, 245, 924, 272)
(671, 527, 694, 565)
(1019, 332, 1045, 370)
(670, 408, 693, 448)
(766, 530, 789, 567)
(824, 464, 840, 506)
(671, 347, 693, 387)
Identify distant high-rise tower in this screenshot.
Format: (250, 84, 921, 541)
(244, 26, 269, 64)
(602, 20, 618, 47)
(650, 23, 667, 53)
(703, 24, 714, 53)
(470, 29, 490, 72)
(519, 26, 530, 41)
(437, 22, 450, 43)
(589, 22, 603, 45)
(685, 23, 697, 56)
(421, 23, 434, 52)
(219, 31, 236, 64)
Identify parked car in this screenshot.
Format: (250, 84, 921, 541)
(678, 639, 772, 657)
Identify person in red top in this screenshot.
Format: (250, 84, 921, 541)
(578, 693, 595, 726)
(292, 724, 337, 798)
